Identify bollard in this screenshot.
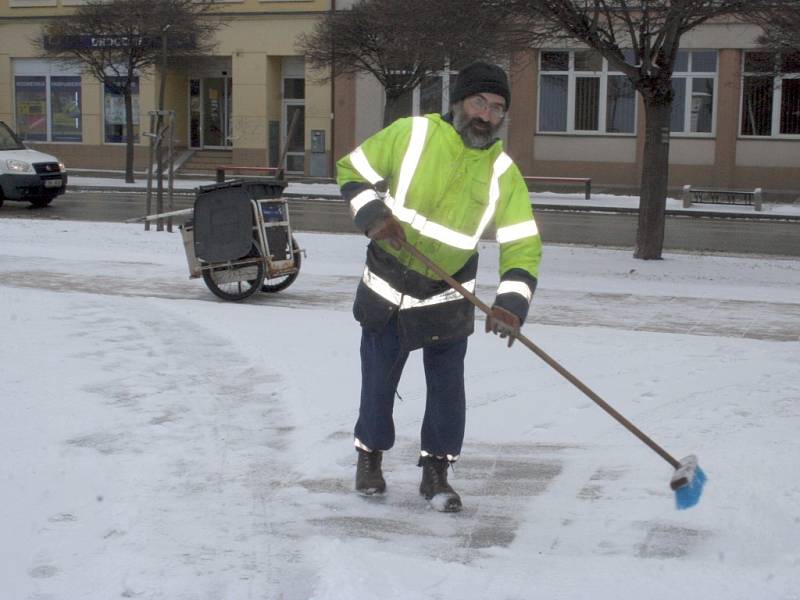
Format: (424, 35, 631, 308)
(682, 185, 693, 209)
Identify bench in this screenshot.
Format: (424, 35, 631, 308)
(682, 185, 762, 211)
(524, 176, 591, 200)
(216, 165, 281, 183)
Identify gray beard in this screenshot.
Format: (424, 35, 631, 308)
(452, 102, 503, 149)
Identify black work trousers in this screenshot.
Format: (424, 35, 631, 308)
(354, 317, 467, 460)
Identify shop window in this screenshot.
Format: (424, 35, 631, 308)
(539, 50, 635, 134)
(50, 77, 82, 142)
(14, 74, 82, 142)
(741, 51, 800, 137)
(104, 77, 140, 143)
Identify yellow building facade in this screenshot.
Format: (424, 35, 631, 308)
(0, 0, 333, 176)
(2, 3, 798, 199)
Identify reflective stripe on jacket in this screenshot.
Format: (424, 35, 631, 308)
(337, 113, 542, 348)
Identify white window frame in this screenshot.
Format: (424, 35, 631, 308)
(538, 49, 637, 136)
(670, 50, 718, 138)
(411, 65, 458, 115)
(740, 51, 800, 139)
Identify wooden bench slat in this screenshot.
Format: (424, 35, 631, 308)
(524, 176, 592, 199)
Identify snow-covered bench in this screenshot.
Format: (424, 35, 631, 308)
(525, 176, 592, 200)
(682, 185, 762, 211)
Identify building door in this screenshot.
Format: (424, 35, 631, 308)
(283, 102, 305, 174)
(282, 58, 305, 174)
(189, 77, 232, 149)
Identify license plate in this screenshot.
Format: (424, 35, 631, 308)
(44, 179, 62, 188)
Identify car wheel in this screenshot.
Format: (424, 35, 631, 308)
(29, 196, 54, 208)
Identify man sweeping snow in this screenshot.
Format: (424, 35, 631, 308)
(336, 62, 542, 512)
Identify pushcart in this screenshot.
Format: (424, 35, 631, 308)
(142, 178, 303, 302)
(187, 178, 303, 301)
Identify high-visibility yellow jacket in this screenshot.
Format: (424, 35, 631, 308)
(337, 113, 541, 349)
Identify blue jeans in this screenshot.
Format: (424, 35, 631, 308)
(354, 318, 467, 458)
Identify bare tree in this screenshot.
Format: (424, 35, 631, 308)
(299, 0, 524, 126)
(505, 0, 791, 259)
(35, 0, 221, 183)
(754, 2, 800, 55)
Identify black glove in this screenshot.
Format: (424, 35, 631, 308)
(367, 215, 406, 250)
(485, 305, 521, 347)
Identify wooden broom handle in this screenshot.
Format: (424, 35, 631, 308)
(400, 239, 681, 469)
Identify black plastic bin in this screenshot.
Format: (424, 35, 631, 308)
(192, 178, 287, 263)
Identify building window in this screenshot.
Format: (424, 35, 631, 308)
(384, 74, 414, 124)
(104, 77, 139, 143)
(670, 50, 717, 135)
(741, 51, 800, 137)
(384, 67, 458, 123)
(50, 77, 83, 142)
(538, 49, 636, 134)
(14, 73, 82, 142)
(14, 76, 47, 141)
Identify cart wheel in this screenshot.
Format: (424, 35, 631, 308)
(202, 244, 265, 302)
(261, 235, 302, 293)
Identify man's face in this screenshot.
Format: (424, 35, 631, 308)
(453, 92, 506, 148)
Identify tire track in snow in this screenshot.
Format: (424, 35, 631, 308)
(1, 265, 798, 341)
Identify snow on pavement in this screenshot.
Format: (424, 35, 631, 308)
(1, 219, 799, 599)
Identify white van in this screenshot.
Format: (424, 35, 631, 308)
(0, 120, 67, 208)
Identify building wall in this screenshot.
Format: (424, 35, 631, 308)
(3, 6, 798, 195)
(332, 72, 355, 165)
(354, 73, 384, 147)
(344, 22, 799, 199)
(0, 1, 332, 175)
(3, 0, 329, 16)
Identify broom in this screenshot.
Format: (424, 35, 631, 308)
(400, 239, 707, 510)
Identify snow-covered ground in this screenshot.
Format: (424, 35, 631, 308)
(1, 218, 799, 599)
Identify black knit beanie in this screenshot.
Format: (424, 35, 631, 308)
(450, 62, 511, 109)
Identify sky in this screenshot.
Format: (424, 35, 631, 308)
(1, 216, 799, 600)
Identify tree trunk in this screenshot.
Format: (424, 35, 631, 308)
(635, 98, 672, 259)
(383, 92, 404, 127)
(124, 89, 135, 184)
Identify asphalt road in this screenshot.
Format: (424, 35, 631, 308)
(1, 189, 798, 256)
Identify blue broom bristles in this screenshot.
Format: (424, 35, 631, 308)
(675, 465, 707, 510)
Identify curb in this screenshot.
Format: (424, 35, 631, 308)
(65, 185, 800, 222)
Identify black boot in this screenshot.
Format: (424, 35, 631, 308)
(419, 455, 462, 512)
(355, 448, 386, 495)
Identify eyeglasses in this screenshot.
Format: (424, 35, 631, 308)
(467, 94, 507, 119)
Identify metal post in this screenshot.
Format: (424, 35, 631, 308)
(155, 25, 170, 232)
(167, 110, 175, 232)
(144, 112, 156, 231)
